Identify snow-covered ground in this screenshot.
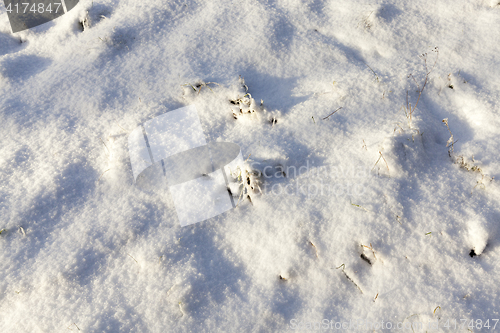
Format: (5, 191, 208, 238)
(1, 0, 500, 331)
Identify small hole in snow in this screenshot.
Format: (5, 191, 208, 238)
(360, 253, 372, 265)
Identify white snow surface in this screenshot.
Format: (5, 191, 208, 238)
(1, 0, 500, 331)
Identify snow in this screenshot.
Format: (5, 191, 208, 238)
(1, 0, 500, 331)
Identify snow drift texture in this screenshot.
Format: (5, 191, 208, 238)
(0, 0, 500, 331)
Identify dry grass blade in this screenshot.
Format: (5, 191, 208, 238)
(323, 107, 343, 120)
(309, 241, 319, 258)
(98, 169, 111, 182)
(372, 151, 390, 174)
(404, 48, 439, 126)
(127, 253, 139, 265)
(336, 264, 363, 293)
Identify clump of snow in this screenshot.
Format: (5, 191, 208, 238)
(227, 160, 263, 206)
(467, 220, 489, 256)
